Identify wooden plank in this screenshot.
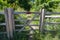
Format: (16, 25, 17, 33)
(45, 22, 60, 24)
(45, 15, 60, 18)
(40, 9, 45, 32)
(16, 27, 25, 32)
(5, 8, 15, 40)
(0, 23, 6, 25)
(15, 19, 39, 21)
(14, 12, 40, 14)
(15, 29, 28, 32)
(7, 8, 15, 39)
(0, 11, 60, 15)
(4, 8, 10, 39)
(28, 25, 40, 26)
(43, 29, 56, 32)
(0, 12, 40, 14)
(15, 24, 40, 26)
(46, 12, 60, 15)
(0, 32, 7, 34)
(15, 25, 24, 26)
(41, 29, 60, 33)
(0, 12, 4, 14)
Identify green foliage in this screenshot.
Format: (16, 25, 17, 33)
(31, 0, 60, 11)
(7, 0, 16, 4)
(0, 0, 60, 11)
(18, 0, 31, 11)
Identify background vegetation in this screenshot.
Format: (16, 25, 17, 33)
(0, 0, 60, 12)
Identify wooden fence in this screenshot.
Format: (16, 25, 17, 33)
(0, 8, 60, 40)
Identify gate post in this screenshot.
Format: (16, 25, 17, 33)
(39, 8, 45, 32)
(5, 8, 15, 40)
(5, 8, 10, 39)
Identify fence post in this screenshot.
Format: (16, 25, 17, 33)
(5, 8, 15, 40)
(39, 8, 45, 33)
(5, 8, 10, 39)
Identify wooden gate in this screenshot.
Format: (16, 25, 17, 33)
(3, 8, 45, 40)
(1, 8, 60, 40)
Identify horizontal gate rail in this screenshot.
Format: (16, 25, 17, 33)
(0, 23, 6, 25)
(46, 12, 60, 15)
(0, 32, 7, 34)
(45, 15, 60, 18)
(15, 24, 40, 26)
(45, 22, 60, 24)
(14, 12, 40, 14)
(0, 11, 60, 15)
(0, 12, 4, 14)
(15, 19, 39, 21)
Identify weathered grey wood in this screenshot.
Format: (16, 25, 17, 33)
(7, 8, 15, 39)
(1, 11, 60, 15)
(15, 19, 39, 21)
(0, 23, 6, 25)
(40, 8, 45, 32)
(45, 15, 60, 18)
(5, 8, 15, 40)
(15, 24, 40, 26)
(14, 12, 39, 14)
(46, 12, 60, 15)
(0, 12, 4, 14)
(45, 22, 60, 24)
(0, 32, 7, 34)
(4, 8, 10, 39)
